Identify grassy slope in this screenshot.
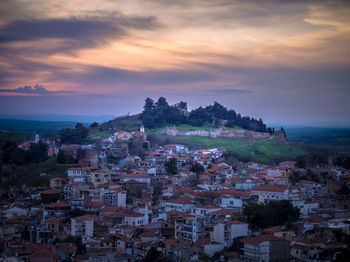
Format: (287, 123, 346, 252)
(4, 158, 68, 187)
(149, 133, 305, 164)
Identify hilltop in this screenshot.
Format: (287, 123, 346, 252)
(92, 97, 305, 164)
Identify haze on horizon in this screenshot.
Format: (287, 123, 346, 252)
(0, 0, 349, 125)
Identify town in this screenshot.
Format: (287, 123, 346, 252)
(0, 123, 349, 262)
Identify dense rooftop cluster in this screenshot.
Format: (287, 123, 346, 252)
(1, 128, 350, 262)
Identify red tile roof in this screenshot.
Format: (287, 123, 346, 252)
(252, 185, 288, 193)
(166, 197, 194, 205)
(243, 235, 286, 245)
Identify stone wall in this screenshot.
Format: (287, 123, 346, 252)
(158, 127, 270, 140)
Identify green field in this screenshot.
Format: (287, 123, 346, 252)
(148, 133, 305, 164)
(89, 130, 115, 139)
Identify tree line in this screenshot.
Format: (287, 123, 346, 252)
(1, 141, 48, 165)
(140, 97, 272, 133)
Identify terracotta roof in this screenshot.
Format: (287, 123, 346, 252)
(166, 197, 194, 205)
(162, 239, 189, 246)
(41, 189, 60, 195)
(243, 235, 286, 245)
(125, 212, 145, 218)
(84, 201, 103, 208)
(72, 216, 94, 222)
(194, 238, 220, 246)
(211, 209, 231, 216)
(119, 174, 150, 178)
(45, 217, 60, 225)
(252, 185, 288, 193)
(46, 202, 70, 208)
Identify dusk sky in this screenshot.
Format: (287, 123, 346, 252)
(0, 0, 349, 124)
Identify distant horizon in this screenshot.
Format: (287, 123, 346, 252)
(1, 113, 350, 128)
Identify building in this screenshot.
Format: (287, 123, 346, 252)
(251, 185, 290, 203)
(164, 198, 195, 213)
(40, 189, 60, 204)
(212, 221, 248, 247)
(118, 174, 151, 185)
(71, 216, 94, 237)
(90, 169, 111, 187)
(124, 212, 148, 226)
(67, 167, 97, 183)
(175, 215, 204, 242)
(102, 188, 127, 207)
(242, 235, 290, 262)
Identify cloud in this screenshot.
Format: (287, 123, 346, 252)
(0, 13, 160, 54)
(209, 88, 251, 94)
(0, 84, 73, 95)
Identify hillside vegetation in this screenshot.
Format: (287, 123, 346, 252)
(148, 133, 304, 164)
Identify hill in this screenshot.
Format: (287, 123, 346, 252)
(95, 115, 305, 165)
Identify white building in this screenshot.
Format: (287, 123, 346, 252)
(67, 167, 97, 183)
(71, 216, 94, 237)
(102, 189, 127, 207)
(192, 205, 221, 217)
(251, 185, 290, 203)
(124, 212, 148, 226)
(118, 174, 151, 185)
(164, 198, 195, 213)
(220, 194, 243, 209)
(212, 221, 248, 247)
(175, 215, 204, 242)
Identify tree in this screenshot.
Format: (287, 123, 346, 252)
(155, 97, 169, 108)
(59, 123, 89, 144)
(338, 184, 350, 195)
(142, 247, 160, 262)
(296, 156, 306, 168)
(165, 158, 177, 175)
(25, 141, 48, 163)
(57, 150, 67, 164)
(90, 122, 99, 128)
(143, 97, 155, 111)
(243, 200, 300, 229)
(175, 101, 188, 111)
(190, 162, 204, 174)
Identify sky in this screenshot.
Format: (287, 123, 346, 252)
(0, 0, 349, 124)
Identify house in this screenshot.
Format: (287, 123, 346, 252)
(159, 239, 192, 262)
(163, 144, 187, 153)
(219, 189, 247, 209)
(50, 177, 66, 189)
(242, 235, 290, 262)
(251, 185, 290, 203)
(102, 188, 127, 207)
(67, 167, 97, 183)
(279, 161, 296, 169)
(212, 221, 248, 247)
(118, 174, 151, 185)
(164, 197, 195, 213)
(45, 202, 71, 221)
(262, 226, 295, 238)
(124, 212, 148, 226)
(297, 180, 321, 198)
(90, 169, 111, 187)
(194, 238, 225, 257)
(71, 216, 94, 237)
(40, 189, 60, 204)
(3, 206, 27, 218)
(175, 215, 204, 242)
(192, 205, 221, 217)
